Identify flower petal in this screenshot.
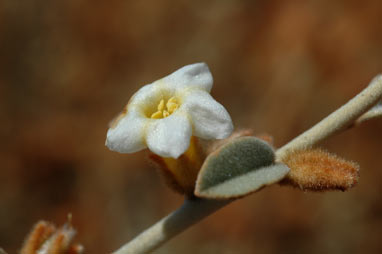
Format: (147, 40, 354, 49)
(160, 63, 213, 93)
(128, 83, 163, 114)
(146, 112, 192, 158)
(105, 110, 148, 153)
(182, 90, 233, 139)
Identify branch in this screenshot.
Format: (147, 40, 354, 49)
(354, 102, 382, 126)
(112, 74, 382, 254)
(276, 74, 382, 160)
(113, 199, 229, 254)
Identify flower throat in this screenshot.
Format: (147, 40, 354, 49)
(151, 97, 179, 119)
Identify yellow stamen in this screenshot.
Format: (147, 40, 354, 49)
(167, 97, 177, 104)
(151, 111, 163, 119)
(167, 102, 178, 114)
(157, 99, 165, 111)
(150, 96, 180, 119)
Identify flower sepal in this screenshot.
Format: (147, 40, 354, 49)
(149, 136, 205, 197)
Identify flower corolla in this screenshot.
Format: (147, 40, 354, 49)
(106, 63, 233, 158)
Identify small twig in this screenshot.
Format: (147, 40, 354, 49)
(276, 74, 382, 160)
(354, 103, 382, 126)
(113, 199, 230, 254)
(112, 74, 382, 254)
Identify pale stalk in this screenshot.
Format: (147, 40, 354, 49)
(113, 199, 230, 254)
(354, 104, 382, 125)
(113, 74, 382, 254)
(276, 74, 382, 159)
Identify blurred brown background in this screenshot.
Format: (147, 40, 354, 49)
(1, 0, 381, 253)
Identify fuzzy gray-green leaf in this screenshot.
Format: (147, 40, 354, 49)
(196, 164, 289, 198)
(195, 136, 290, 199)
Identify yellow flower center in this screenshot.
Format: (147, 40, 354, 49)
(151, 97, 179, 119)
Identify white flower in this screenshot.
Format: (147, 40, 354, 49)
(106, 63, 233, 158)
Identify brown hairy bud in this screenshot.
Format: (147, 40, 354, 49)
(20, 217, 83, 254)
(281, 149, 360, 191)
(207, 129, 260, 154)
(255, 133, 274, 146)
(20, 221, 56, 254)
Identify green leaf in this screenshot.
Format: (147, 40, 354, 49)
(195, 136, 290, 199)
